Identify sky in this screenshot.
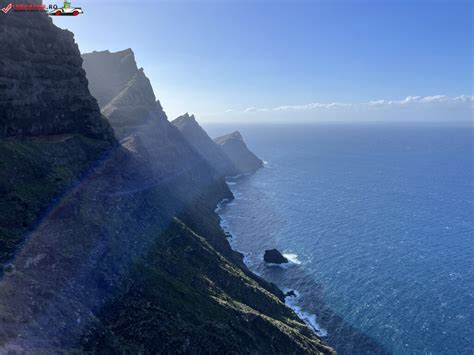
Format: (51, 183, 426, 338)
(53, 0, 473, 123)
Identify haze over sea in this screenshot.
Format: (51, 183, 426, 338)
(207, 123, 474, 354)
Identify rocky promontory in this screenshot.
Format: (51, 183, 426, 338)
(214, 131, 264, 174)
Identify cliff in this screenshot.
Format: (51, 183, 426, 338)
(215, 131, 264, 173)
(0, 4, 113, 141)
(0, 4, 115, 265)
(0, 13, 335, 353)
(82, 49, 163, 136)
(172, 113, 239, 176)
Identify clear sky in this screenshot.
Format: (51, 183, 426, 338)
(53, 0, 473, 123)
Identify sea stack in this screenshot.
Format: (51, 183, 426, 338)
(264, 249, 289, 264)
(214, 131, 264, 174)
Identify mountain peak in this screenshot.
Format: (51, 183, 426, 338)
(82, 48, 163, 133)
(173, 113, 198, 127)
(171, 114, 238, 176)
(214, 131, 263, 173)
(82, 49, 140, 108)
(229, 131, 242, 139)
(214, 131, 243, 145)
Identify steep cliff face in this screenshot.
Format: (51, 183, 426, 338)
(215, 131, 264, 173)
(81, 49, 230, 210)
(0, 5, 114, 140)
(172, 113, 238, 177)
(81, 219, 335, 354)
(81, 49, 140, 109)
(0, 19, 335, 352)
(79, 50, 334, 353)
(82, 49, 161, 134)
(0, 6, 115, 265)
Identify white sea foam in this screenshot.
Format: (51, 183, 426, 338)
(214, 197, 232, 213)
(283, 253, 302, 265)
(284, 290, 328, 337)
(264, 253, 301, 269)
(242, 252, 252, 265)
(216, 177, 326, 339)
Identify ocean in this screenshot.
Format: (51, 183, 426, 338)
(206, 123, 474, 355)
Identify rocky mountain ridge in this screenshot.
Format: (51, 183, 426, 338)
(172, 113, 240, 177)
(0, 12, 335, 354)
(82, 49, 161, 135)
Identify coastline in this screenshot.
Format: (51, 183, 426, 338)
(213, 157, 391, 355)
(214, 171, 329, 339)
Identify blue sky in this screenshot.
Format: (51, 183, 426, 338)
(53, 0, 473, 122)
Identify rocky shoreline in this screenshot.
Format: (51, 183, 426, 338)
(215, 179, 330, 338)
(214, 163, 392, 355)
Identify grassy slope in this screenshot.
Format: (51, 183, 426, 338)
(81, 219, 335, 354)
(0, 135, 111, 266)
(0, 135, 336, 354)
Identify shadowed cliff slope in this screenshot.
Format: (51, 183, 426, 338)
(0, 5, 115, 266)
(82, 49, 162, 136)
(0, 4, 113, 141)
(172, 113, 239, 177)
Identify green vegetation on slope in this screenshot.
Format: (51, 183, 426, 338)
(0, 135, 111, 265)
(81, 218, 335, 354)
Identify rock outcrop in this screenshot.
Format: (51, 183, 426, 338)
(264, 249, 289, 264)
(214, 131, 264, 173)
(82, 49, 162, 136)
(0, 5, 114, 141)
(172, 113, 238, 176)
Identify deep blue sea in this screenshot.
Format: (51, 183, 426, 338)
(206, 123, 474, 355)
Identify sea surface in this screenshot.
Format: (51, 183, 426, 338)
(206, 123, 474, 355)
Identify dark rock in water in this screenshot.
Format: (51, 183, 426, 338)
(214, 131, 264, 174)
(172, 113, 238, 177)
(264, 249, 289, 264)
(285, 290, 297, 298)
